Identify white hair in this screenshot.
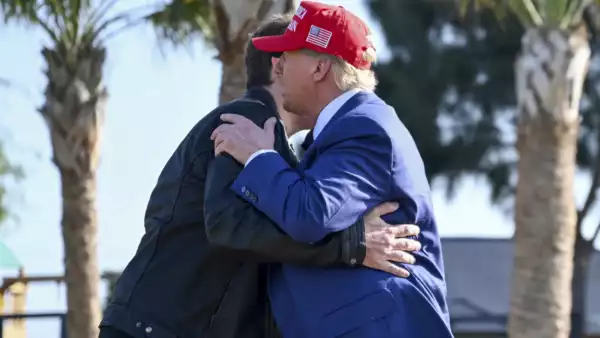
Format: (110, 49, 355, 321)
(301, 47, 378, 92)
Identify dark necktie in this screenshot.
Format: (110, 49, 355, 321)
(301, 129, 314, 152)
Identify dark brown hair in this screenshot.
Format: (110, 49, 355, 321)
(245, 14, 292, 89)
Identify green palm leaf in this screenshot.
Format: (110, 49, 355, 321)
(460, 0, 599, 28)
(145, 0, 214, 47)
(0, 0, 160, 46)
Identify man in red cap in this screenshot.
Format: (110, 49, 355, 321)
(99, 13, 424, 338)
(212, 1, 453, 337)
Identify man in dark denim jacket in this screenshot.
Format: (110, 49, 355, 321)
(99, 14, 421, 338)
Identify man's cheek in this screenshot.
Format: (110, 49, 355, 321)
(280, 74, 290, 90)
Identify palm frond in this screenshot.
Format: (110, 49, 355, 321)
(0, 0, 38, 23)
(145, 0, 214, 47)
(459, 0, 598, 28)
(561, 0, 594, 27)
(0, 0, 158, 47)
(1, 0, 88, 44)
(91, 2, 160, 44)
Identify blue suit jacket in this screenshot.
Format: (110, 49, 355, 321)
(232, 92, 453, 338)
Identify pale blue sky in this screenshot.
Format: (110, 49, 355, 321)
(0, 1, 598, 337)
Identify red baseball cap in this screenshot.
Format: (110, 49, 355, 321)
(252, 1, 375, 70)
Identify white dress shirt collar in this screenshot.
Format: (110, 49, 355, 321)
(313, 89, 360, 140)
(245, 89, 361, 167)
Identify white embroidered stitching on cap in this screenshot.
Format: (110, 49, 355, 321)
(287, 19, 298, 32)
(296, 6, 307, 19)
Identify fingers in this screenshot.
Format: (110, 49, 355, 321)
(387, 224, 420, 238)
(366, 201, 399, 219)
(212, 114, 248, 140)
(383, 248, 416, 265)
(212, 124, 235, 155)
(393, 238, 422, 252)
(263, 117, 277, 135)
(376, 261, 410, 278)
(210, 125, 221, 140)
(220, 113, 252, 125)
(214, 139, 228, 156)
(211, 123, 247, 150)
(363, 257, 411, 278)
(211, 123, 234, 141)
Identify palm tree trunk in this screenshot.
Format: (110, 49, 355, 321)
(218, 51, 246, 105)
(213, 0, 298, 105)
(509, 26, 589, 338)
(60, 167, 100, 338)
(41, 44, 107, 338)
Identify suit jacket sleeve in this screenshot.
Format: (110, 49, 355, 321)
(231, 117, 393, 243)
(203, 110, 366, 266)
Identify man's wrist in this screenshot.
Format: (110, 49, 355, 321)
(245, 149, 277, 167)
(342, 217, 367, 267)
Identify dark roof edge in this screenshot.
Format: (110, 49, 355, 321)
(441, 237, 600, 252)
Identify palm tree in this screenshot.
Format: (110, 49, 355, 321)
(460, 1, 594, 337)
(148, 0, 297, 104)
(0, 1, 155, 336)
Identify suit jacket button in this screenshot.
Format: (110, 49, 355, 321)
(241, 186, 247, 193)
(244, 190, 251, 197)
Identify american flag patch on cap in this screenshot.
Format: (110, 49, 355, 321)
(306, 25, 332, 48)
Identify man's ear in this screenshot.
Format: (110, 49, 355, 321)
(271, 57, 282, 79)
(313, 58, 332, 82)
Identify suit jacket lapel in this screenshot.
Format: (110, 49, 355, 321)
(298, 92, 375, 170)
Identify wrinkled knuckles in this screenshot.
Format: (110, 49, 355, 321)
(396, 239, 410, 251)
(383, 226, 396, 235)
